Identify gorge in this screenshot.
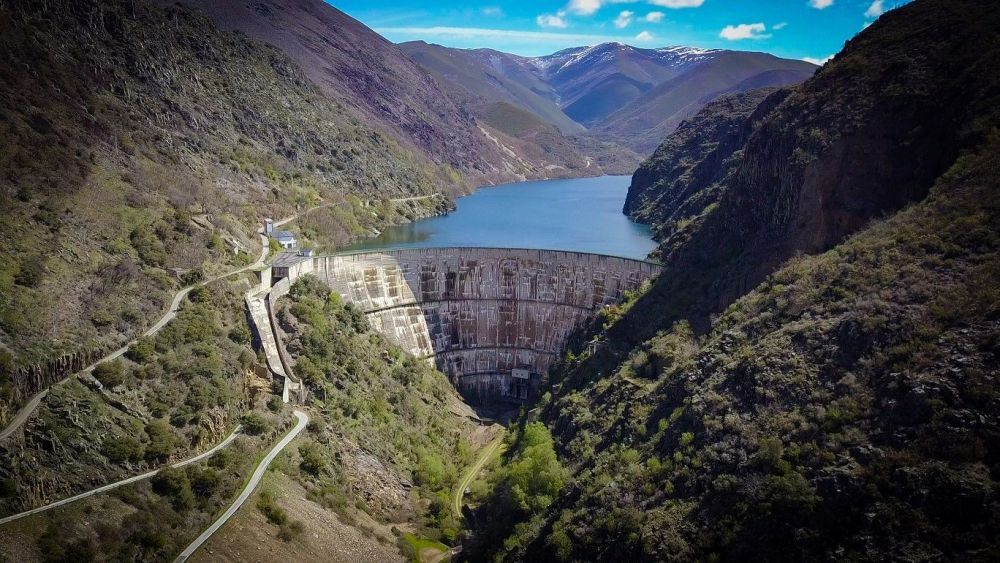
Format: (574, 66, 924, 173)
(1, 0, 998, 561)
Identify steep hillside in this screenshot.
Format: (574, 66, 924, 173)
(622, 0, 1000, 335)
(0, 0, 450, 419)
(596, 53, 816, 154)
(624, 87, 791, 247)
(160, 0, 521, 185)
(470, 0, 1000, 559)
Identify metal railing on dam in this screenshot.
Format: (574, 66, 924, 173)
(266, 247, 662, 403)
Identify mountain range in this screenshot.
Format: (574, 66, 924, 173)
(402, 40, 817, 158)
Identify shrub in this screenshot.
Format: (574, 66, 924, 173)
(189, 467, 221, 498)
(144, 420, 179, 462)
(0, 478, 16, 498)
(151, 467, 194, 511)
(257, 491, 288, 525)
(415, 449, 446, 488)
(298, 441, 327, 476)
(241, 412, 270, 435)
(126, 336, 156, 363)
(14, 258, 45, 288)
(103, 435, 145, 464)
(188, 285, 210, 303)
(181, 268, 205, 286)
(278, 521, 304, 542)
(228, 325, 251, 345)
(93, 359, 126, 388)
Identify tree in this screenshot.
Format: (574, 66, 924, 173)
(503, 423, 568, 514)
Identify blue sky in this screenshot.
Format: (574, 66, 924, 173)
(331, 0, 906, 62)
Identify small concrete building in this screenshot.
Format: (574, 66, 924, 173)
(272, 230, 297, 249)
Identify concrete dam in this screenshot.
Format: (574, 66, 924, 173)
(268, 248, 661, 404)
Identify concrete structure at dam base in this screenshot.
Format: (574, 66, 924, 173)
(259, 248, 661, 405)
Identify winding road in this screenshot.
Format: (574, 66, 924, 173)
(174, 409, 309, 562)
(452, 429, 506, 519)
(0, 424, 242, 526)
(0, 202, 326, 442)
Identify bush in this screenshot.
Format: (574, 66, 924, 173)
(103, 435, 145, 464)
(278, 521, 304, 542)
(298, 441, 327, 476)
(151, 467, 194, 511)
(126, 336, 156, 363)
(0, 478, 16, 498)
(144, 420, 179, 462)
(189, 467, 221, 498)
(241, 412, 270, 436)
(182, 268, 204, 286)
(257, 491, 288, 525)
(14, 258, 45, 288)
(93, 359, 126, 388)
(415, 449, 446, 488)
(228, 325, 251, 345)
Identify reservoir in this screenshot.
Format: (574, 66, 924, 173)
(342, 175, 657, 260)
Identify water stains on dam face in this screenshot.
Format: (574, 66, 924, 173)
(269, 248, 661, 407)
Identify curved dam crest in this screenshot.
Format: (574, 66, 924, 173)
(266, 248, 661, 404)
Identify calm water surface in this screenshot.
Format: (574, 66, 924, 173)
(342, 175, 657, 260)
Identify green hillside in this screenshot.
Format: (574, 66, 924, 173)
(468, 0, 1000, 559)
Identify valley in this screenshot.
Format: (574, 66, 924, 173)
(1, 0, 998, 561)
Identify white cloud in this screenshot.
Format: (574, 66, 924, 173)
(802, 54, 832, 65)
(567, 0, 602, 15)
(645, 11, 664, 22)
(614, 10, 634, 28)
(648, 0, 704, 7)
(635, 30, 654, 42)
(378, 25, 633, 44)
(537, 13, 569, 28)
(864, 0, 885, 18)
(772, 21, 788, 30)
(481, 6, 503, 17)
(719, 22, 771, 40)
(809, 0, 834, 9)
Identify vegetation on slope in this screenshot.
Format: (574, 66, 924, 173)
(469, 0, 1000, 560)
(0, 0, 452, 420)
(0, 279, 264, 517)
(473, 117, 1000, 563)
(274, 275, 485, 545)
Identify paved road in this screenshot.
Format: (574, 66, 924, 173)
(175, 410, 309, 562)
(0, 390, 49, 442)
(452, 429, 506, 518)
(0, 425, 242, 526)
(0, 225, 274, 442)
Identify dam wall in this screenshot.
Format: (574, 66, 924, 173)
(279, 248, 660, 403)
